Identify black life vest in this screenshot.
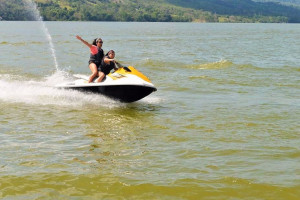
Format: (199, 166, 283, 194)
(89, 47, 104, 65)
(100, 56, 116, 75)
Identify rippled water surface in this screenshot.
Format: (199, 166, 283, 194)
(0, 22, 299, 199)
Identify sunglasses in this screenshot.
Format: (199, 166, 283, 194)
(98, 41, 103, 44)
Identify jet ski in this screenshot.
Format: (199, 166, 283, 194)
(56, 66, 157, 103)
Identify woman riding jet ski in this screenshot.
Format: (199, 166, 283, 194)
(58, 36, 156, 102)
(56, 59, 157, 103)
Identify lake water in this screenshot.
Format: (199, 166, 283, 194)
(0, 22, 299, 199)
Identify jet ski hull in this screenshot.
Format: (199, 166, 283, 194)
(69, 84, 156, 103)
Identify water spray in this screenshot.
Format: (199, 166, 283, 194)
(23, 0, 59, 71)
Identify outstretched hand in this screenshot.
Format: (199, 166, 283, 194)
(76, 35, 82, 40)
(76, 36, 92, 48)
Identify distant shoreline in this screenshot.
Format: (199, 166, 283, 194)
(0, 20, 296, 24)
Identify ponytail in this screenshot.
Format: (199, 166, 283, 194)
(92, 38, 97, 46)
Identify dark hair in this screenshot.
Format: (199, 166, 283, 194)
(105, 50, 115, 57)
(92, 38, 102, 45)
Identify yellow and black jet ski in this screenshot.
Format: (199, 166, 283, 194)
(56, 66, 157, 103)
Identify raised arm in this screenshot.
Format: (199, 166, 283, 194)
(76, 35, 93, 49)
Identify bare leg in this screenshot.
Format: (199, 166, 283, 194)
(96, 72, 105, 82)
(88, 63, 98, 83)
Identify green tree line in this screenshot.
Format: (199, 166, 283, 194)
(0, 0, 299, 22)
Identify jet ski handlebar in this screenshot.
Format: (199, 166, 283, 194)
(115, 61, 131, 72)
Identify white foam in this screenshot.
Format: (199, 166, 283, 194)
(0, 72, 120, 108)
(139, 95, 163, 104)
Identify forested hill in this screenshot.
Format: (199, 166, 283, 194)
(166, 0, 300, 22)
(0, 0, 300, 23)
(255, 0, 300, 7)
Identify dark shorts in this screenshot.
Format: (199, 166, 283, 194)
(89, 61, 101, 71)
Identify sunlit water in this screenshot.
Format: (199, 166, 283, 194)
(0, 22, 299, 199)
